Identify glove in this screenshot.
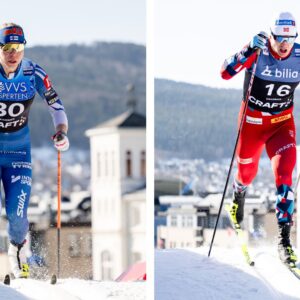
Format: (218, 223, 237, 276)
(52, 131, 69, 151)
(250, 31, 268, 50)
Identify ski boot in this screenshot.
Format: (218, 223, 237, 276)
(278, 223, 297, 265)
(8, 240, 30, 278)
(228, 190, 246, 226)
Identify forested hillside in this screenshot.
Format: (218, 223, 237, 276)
(155, 79, 300, 160)
(25, 42, 145, 148)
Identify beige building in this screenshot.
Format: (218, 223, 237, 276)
(33, 191, 93, 279)
(86, 110, 146, 280)
(156, 194, 284, 249)
(43, 226, 92, 279)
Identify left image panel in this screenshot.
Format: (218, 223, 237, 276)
(0, 0, 147, 299)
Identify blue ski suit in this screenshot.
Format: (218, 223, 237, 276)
(0, 58, 68, 244)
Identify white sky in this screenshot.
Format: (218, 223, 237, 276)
(0, 0, 145, 46)
(154, 0, 300, 89)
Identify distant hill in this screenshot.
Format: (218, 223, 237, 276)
(25, 42, 145, 148)
(155, 78, 300, 161)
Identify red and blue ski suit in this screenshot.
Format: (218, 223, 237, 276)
(221, 41, 300, 224)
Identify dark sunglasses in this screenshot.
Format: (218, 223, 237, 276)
(272, 33, 298, 44)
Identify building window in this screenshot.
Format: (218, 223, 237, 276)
(170, 215, 177, 227)
(104, 197, 108, 213)
(83, 234, 92, 257)
(97, 152, 101, 178)
(68, 234, 81, 257)
(140, 150, 146, 177)
(99, 199, 103, 215)
(126, 150, 132, 177)
(187, 216, 193, 227)
(197, 216, 208, 228)
(101, 250, 113, 280)
(130, 206, 140, 227)
(111, 197, 115, 212)
(105, 152, 108, 177)
(111, 151, 115, 177)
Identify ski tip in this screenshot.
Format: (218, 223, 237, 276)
(3, 274, 10, 285)
(50, 274, 57, 285)
(250, 261, 255, 266)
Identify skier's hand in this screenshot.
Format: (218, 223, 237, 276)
(250, 31, 268, 50)
(52, 131, 69, 151)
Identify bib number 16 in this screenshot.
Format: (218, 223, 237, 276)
(265, 84, 291, 97)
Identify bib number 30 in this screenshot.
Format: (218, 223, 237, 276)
(0, 102, 25, 117)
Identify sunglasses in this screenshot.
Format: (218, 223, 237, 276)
(272, 34, 297, 44)
(0, 43, 25, 52)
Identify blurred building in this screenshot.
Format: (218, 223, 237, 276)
(156, 194, 291, 249)
(86, 110, 146, 280)
(0, 191, 93, 280)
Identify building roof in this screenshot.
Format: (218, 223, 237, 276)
(93, 110, 146, 129)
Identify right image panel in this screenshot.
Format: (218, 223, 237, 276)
(154, 1, 300, 299)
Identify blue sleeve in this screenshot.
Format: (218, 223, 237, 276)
(34, 64, 68, 127)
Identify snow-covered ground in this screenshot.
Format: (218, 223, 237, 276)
(155, 246, 300, 300)
(0, 278, 146, 300)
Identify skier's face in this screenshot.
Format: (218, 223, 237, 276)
(270, 35, 295, 58)
(0, 45, 24, 73)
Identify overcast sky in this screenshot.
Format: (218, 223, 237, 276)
(0, 0, 145, 46)
(155, 0, 300, 89)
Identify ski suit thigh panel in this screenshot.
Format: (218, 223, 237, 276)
(3, 160, 32, 244)
(236, 120, 265, 186)
(266, 119, 296, 187)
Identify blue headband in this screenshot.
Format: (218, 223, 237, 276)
(0, 26, 26, 45)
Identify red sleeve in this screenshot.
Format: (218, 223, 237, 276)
(220, 45, 258, 80)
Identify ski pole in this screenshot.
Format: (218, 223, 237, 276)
(208, 48, 261, 257)
(57, 150, 61, 277)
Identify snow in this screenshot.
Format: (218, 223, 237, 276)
(0, 278, 146, 300)
(155, 246, 300, 300)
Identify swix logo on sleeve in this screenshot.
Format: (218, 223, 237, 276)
(44, 87, 59, 105)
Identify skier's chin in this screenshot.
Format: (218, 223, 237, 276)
(6, 61, 18, 68)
